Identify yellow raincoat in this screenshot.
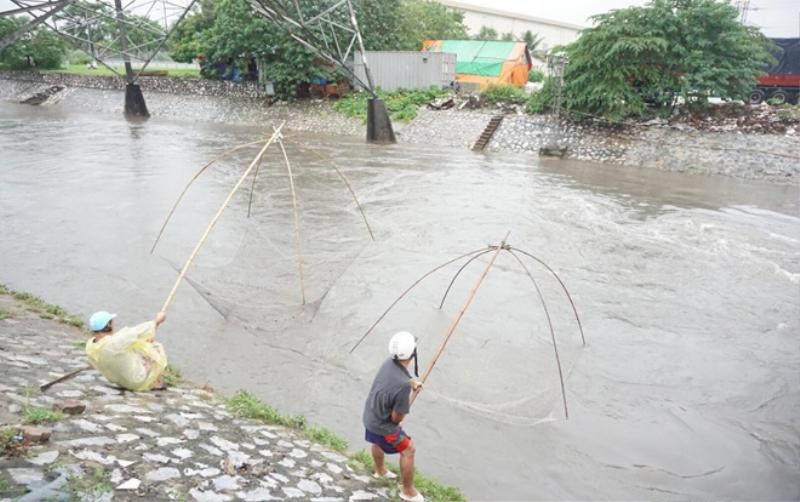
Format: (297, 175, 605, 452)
(85, 321, 167, 391)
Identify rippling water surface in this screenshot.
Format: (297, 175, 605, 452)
(1, 101, 798, 500)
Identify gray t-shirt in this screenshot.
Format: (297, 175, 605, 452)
(363, 358, 412, 435)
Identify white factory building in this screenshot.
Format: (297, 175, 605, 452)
(437, 0, 583, 52)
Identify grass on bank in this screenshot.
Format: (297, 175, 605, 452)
(162, 364, 183, 387)
(0, 283, 83, 328)
(227, 391, 464, 501)
(334, 86, 450, 123)
(42, 64, 200, 78)
(23, 405, 64, 425)
(67, 466, 112, 500)
(349, 449, 465, 502)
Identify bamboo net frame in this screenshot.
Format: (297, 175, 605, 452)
(351, 237, 586, 420)
(160, 124, 286, 313)
(151, 127, 375, 306)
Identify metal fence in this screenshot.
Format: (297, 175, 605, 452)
(352, 51, 456, 92)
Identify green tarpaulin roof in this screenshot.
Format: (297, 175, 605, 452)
(440, 40, 516, 77)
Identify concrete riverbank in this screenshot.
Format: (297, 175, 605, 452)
(0, 288, 461, 501)
(1, 70, 798, 184)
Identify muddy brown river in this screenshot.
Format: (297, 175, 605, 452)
(1, 101, 798, 500)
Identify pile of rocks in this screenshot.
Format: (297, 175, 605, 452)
(0, 294, 388, 501)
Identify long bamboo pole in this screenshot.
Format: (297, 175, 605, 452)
(150, 138, 269, 254)
(411, 232, 510, 404)
(276, 133, 306, 305)
(159, 123, 286, 314)
(247, 150, 267, 218)
(282, 138, 375, 241)
(507, 249, 569, 419)
(349, 247, 490, 354)
(437, 248, 496, 309)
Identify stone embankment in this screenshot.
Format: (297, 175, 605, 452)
(2, 70, 798, 183)
(0, 71, 363, 137)
(0, 292, 397, 502)
(401, 108, 800, 184)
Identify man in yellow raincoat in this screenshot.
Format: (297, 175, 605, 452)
(85, 310, 168, 391)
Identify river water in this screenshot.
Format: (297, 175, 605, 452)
(1, 100, 798, 500)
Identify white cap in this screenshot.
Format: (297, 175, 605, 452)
(388, 331, 416, 360)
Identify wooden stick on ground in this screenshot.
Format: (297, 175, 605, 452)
(411, 232, 510, 405)
(276, 131, 306, 305)
(150, 138, 269, 254)
(160, 122, 286, 314)
(40, 365, 92, 392)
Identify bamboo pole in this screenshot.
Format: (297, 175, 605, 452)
(247, 149, 267, 218)
(283, 138, 375, 241)
(411, 232, 510, 404)
(276, 132, 306, 305)
(349, 247, 491, 354)
(507, 249, 569, 419)
(150, 138, 269, 254)
(160, 123, 286, 314)
(437, 248, 496, 309)
(510, 247, 586, 346)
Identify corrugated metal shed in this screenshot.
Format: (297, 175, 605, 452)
(352, 51, 457, 92)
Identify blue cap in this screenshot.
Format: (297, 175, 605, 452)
(88, 311, 117, 332)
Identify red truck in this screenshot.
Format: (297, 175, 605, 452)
(749, 38, 800, 105)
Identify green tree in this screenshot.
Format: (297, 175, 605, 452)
(0, 17, 27, 68)
(501, 32, 514, 42)
(123, 15, 163, 54)
(167, 0, 217, 62)
(474, 25, 497, 41)
(27, 28, 68, 68)
(396, 0, 468, 50)
(198, 0, 324, 97)
(523, 30, 544, 56)
(0, 17, 68, 69)
(560, 0, 775, 120)
(355, 0, 403, 50)
(61, 1, 116, 61)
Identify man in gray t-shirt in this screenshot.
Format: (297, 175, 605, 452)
(362, 332, 424, 502)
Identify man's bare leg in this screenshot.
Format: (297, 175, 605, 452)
(372, 444, 388, 476)
(399, 442, 419, 497)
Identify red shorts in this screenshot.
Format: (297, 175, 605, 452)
(365, 428, 411, 454)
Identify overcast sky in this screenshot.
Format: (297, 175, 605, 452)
(1, 0, 798, 37)
(455, 0, 799, 37)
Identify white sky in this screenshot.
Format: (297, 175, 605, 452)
(454, 0, 799, 37)
(1, 0, 798, 37)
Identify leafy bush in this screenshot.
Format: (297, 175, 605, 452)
(527, 69, 545, 83)
(68, 50, 90, 65)
(480, 84, 527, 105)
(525, 77, 556, 114)
(334, 86, 450, 122)
(560, 0, 776, 121)
(0, 17, 68, 69)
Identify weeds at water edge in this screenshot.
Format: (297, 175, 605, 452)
(0, 284, 83, 328)
(227, 391, 464, 501)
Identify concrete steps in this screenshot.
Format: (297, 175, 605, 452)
(472, 115, 504, 151)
